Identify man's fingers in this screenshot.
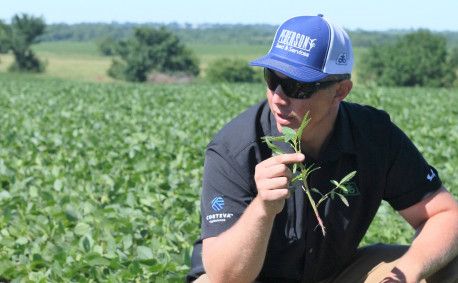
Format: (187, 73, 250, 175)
(259, 163, 294, 179)
(256, 176, 290, 191)
(260, 153, 305, 168)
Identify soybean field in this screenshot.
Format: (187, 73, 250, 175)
(0, 73, 457, 282)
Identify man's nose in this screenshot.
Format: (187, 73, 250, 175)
(271, 85, 289, 104)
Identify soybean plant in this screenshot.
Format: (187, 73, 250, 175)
(262, 112, 356, 236)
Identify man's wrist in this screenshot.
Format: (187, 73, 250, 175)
(251, 195, 280, 221)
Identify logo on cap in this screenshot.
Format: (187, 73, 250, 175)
(336, 53, 348, 65)
(275, 29, 317, 58)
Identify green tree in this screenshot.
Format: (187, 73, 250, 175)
(97, 35, 116, 56)
(0, 20, 10, 54)
(206, 57, 261, 83)
(0, 14, 46, 72)
(359, 29, 456, 87)
(449, 47, 458, 69)
(107, 26, 199, 82)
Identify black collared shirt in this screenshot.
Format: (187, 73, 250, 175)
(187, 100, 442, 283)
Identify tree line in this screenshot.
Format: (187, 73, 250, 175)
(1, 14, 457, 87)
(37, 22, 458, 48)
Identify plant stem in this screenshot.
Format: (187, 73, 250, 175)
(302, 183, 326, 236)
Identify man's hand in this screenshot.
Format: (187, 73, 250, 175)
(254, 153, 305, 217)
(381, 267, 408, 283)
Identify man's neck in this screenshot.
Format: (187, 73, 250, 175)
(300, 106, 339, 160)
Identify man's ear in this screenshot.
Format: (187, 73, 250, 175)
(334, 79, 353, 102)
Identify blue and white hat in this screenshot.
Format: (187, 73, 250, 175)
(249, 14, 353, 82)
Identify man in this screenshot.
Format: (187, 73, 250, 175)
(187, 15, 458, 282)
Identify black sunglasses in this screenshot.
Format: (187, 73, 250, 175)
(264, 68, 343, 99)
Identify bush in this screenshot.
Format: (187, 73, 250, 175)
(358, 30, 457, 87)
(7, 50, 47, 73)
(106, 58, 127, 80)
(107, 26, 200, 82)
(0, 14, 46, 73)
(96, 35, 116, 56)
(206, 57, 261, 83)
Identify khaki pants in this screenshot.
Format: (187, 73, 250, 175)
(194, 244, 458, 283)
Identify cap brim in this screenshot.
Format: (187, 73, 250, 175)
(249, 54, 328, 82)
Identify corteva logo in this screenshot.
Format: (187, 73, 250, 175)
(206, 213, 234, 224)
(275, 29, 317, 57)
(211, 197, 225, 211)
(207, 197, 234, 224)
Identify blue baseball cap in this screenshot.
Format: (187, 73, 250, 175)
(249, 14, 353, 82)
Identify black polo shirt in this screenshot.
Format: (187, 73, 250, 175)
(187, 99, 442, 283)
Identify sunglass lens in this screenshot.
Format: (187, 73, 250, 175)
(263, 68, 318, 99)
(264, 68, 278, 91)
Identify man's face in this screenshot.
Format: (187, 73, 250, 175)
(266, 70, 339, 138)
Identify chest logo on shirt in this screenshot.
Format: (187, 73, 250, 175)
(344, 182, 360, 196)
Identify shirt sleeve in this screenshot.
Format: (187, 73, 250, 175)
(200, 144, 256, 239)
(383, 123, 442, 210)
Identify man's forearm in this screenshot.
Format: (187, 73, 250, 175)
(202, 196, 276, 283)
(390, 209, 458, 282)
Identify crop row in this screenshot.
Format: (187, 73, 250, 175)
(0, 75, 456, 281)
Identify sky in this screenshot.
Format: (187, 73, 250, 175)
(1, 0, 458, 31)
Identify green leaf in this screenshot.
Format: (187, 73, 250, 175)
(330, 180, 339, 187)
(81, 235, 94, 253)
(82, 237, 91, 253)
(296, 111, 311, 141)
(53, 179, 63, 192)
(263, 138, 285, 156)
(15, 237, 28, 245)
(339, 184, 349, 194)
(291, 175, 303, 183)
(128, 260, 141, 275)
(87, 257, 110, 266)
(261, 136, 285, 142)
(123, 234, 133, 249)
(310, 187, 322, 196)
(282, 127, 297, 143)
(65, 205, 81, 222)
(336, 193, 349, 207)
(51, 262, 62, 278)
(339, 171, 357, 184)
(136, 246, 154, 260)
(74, 222, 91, 236)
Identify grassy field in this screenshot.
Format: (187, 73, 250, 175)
(1, 42, 271, 82)
(0, 42, 114, 82)
(0, 41, 365, 83)
(0, 42, 457, 281)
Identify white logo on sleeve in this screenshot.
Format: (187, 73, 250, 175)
(426, 169, 436, 181)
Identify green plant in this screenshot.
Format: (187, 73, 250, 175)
(0, 73, 456, 280)
(108, 26, 200, 82)
(96, 35, 116, 56)
(206, 57, 260, 83)
(0, 14, 46, 73)
(358, 30, 456, 87)
(262, 112, 356, 236)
